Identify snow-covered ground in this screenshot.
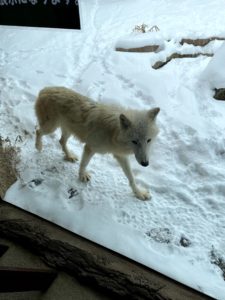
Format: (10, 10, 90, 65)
(1, 0, 225, 298)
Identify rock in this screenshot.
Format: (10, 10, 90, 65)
(214, 88, 225, 100)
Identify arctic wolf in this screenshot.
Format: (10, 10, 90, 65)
(35, 87, 160, 200)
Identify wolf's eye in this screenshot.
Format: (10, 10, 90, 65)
(132, 140, 138, 145)
(147, 138, 151, 143)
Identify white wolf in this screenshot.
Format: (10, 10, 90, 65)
(35, 87, 160, 200)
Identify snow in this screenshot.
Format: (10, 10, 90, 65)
(1, 0, 225, 299)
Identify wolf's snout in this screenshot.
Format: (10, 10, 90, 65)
(141, 161, 149, 167)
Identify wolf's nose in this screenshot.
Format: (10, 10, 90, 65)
(141, 161, 149, 167)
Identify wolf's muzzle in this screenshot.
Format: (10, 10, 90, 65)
(141, 161, 149, 167)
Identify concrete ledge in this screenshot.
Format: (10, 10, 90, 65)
(0, 200, 213, 300)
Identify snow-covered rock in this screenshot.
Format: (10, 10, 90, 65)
(201, 42, 225, 88)
(115, 31, 165, 52)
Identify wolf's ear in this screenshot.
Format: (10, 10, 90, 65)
(120, 114, 131, 129)
(148, 107, 160, 120)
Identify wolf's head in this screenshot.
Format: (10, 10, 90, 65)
(119, 107, 160, 167)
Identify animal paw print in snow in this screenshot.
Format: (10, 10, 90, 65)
(68, 188, 79, 199)
(28, 178, 44, 188)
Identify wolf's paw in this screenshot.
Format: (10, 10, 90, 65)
(65, 153, 78, 163)
(79, 172, 91, 182)
(135, 189, 151, 201)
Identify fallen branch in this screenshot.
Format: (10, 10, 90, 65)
(180, 37, 225, 47)
(152, 52, 213, 69)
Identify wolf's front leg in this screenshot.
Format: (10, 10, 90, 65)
(114, 155, 150, 200)
(79, 144, 94, 182)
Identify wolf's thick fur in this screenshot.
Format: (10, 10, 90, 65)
(35, 87, 160, 200)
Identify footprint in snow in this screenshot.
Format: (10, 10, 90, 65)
(28, 178, 44, 188)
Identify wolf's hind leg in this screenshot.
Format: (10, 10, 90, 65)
(59, 130, 78, 162)
(35, 121, 57, 151)
(114, 155, 151, 200)
(79, 144, 94, 182)
(35, 119, 57, 151)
